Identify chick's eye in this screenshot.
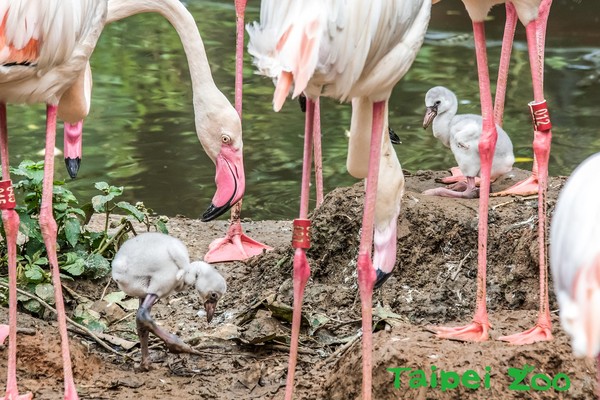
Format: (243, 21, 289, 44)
(211, 292, 219, 300)
(221, 135, 231, 144)
(435, 100, 441, 106)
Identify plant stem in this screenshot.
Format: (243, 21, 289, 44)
(94, 222, 130, 255)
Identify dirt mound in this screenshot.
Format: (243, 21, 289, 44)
(1, 169, 596, 399)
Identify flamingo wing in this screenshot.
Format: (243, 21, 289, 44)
(248, 0, 431, 107)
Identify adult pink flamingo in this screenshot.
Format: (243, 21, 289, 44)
(57, 0, 248, 221)
(0, 3, 107, 399)
(52, 0, 265, 263)
(1, 0, 245, 398)
(550, 153, 600, 398)
(204, 0, 324, 263)
(247, 1, 431, 398)
(432, 0, 554, 344)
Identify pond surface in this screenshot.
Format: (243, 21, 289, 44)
(5, 0, 600, 220)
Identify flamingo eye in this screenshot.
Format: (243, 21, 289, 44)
(221, 135, 231, 144)
(435, 100, 441, 106)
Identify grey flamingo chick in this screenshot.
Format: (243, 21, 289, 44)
(112, 232, 227, 370)
(550, 153, 600, 395)
(422, 86, 514, 198)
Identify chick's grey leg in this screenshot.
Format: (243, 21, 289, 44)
(136, 294, 200, 371)
(136, 295, 155, 371)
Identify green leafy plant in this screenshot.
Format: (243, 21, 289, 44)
(0, 160, 169, 315)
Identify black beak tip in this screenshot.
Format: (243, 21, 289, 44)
(388, 128, 401, 145)
(64, 157, 81, 179)
(298, 94, 307, 113)
(201, 202, 231, 222)
(374, 270, 392, 290)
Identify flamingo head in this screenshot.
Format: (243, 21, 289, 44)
(198, 102, 245, 222)
(189, 261, 227, 323)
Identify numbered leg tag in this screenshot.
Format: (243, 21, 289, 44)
(292, 218, 311, 249)
(528, 100, 552, 132)
(0, 180, 16, 209)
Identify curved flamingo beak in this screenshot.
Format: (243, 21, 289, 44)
(423, 105, 438, 129)
(64, 121, 83, 179)
(201, 145, 245, 221)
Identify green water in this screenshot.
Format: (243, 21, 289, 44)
(4, 0, 600, 219)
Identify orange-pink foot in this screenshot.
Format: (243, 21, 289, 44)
(497, 324, 552, 345)
(430, 321, 489, 342)
(204, 223, 272, 263)
(492, 175, 539, 197)
(437, 167, 471, 185)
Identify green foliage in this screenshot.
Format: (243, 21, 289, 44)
(0, 160, 169, 315)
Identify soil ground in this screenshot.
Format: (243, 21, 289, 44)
(1, 168, 597, 400)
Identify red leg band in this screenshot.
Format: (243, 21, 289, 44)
(528, 100, 552, 131)
(0, 180, 16, 209)
(292, 219, 311, 249)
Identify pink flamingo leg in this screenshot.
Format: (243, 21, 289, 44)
(437, 173, 481, 186)
(204, 0, 272, 263)
(40, 105, 80, 400)
(424, 176, 479, 199)
(492, 2, 553, 197)
(0, 104, 32, 400)
(440, 3, 517, 189)
(355, 100, 387, 400)
(233, 0, 246, 118)
(498, 6, 553, 344)
(312, 98, 324, 208)
(493, 2, 517, 128)
(284, 99, 316, 400)
(432, 21, 494, 342)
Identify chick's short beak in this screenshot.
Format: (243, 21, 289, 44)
(204, 299, 218, 323)
(423, 105, 438, 129)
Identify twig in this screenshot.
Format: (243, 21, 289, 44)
(100, 277, 113, 301)
(491, 199, 516, 210)
(61, 283, 85, 301)
(264, 343, 316, 355)
(328, 318, 362, 330)
(446, 250, 472, 282)
(111, 311, 135, 326)
(505, 215, 536, 232)
(324, 331, 362, 364)
(0, 280, 123, 357)
(491, 195, 537, 210)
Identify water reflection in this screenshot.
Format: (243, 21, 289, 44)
(5, 0, 600, 220)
